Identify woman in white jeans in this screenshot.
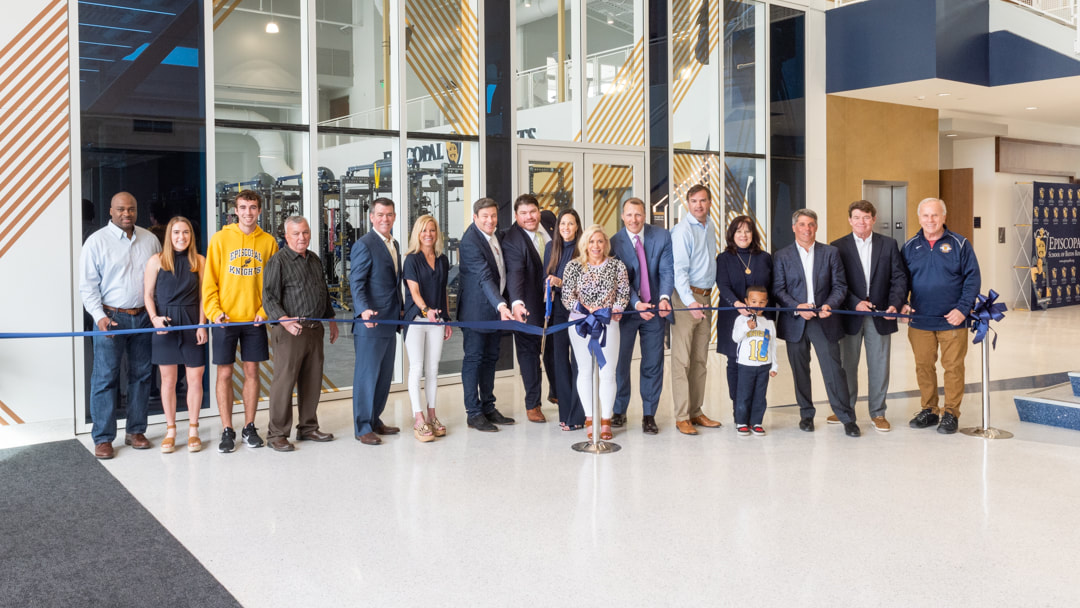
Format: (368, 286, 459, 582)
(561, 225, 630, 440)
(402, 215, 452, 442)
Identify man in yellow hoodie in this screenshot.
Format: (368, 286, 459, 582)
(202, 190, 279, 453)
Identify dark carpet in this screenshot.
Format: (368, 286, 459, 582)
(0, 439, 240, 608)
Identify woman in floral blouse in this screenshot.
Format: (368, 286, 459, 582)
(561, 224, 630, 440)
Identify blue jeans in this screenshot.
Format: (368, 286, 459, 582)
(734, 364, 771, 426)
(89, 310, 152, 445)
(461, 329, 500, 417)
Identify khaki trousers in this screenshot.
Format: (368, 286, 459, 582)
(268, 323, 325, 438)
(670, 292, 712, 421)
(907, 327, 968, 417)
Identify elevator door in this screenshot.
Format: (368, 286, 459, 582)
(863, 181, 908, 243)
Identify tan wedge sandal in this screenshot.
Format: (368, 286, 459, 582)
(161, 424, 177, 454)
(187, 422, 202, 452)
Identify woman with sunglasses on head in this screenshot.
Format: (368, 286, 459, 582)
(143, 216, 208, 453)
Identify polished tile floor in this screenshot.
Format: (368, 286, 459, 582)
(4, 308, 1080, 607)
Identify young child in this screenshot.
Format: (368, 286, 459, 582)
(730, 285, 778, 435)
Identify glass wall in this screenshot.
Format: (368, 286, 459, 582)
(673, 0, 721, 151)
(769, 4, 805, 252)
(584, 0, 645, 146)
(317, 0, 394, 131)
(405, 0, 481, 136)
(515, 0, 578, 140)
(79, 0, 208, 422)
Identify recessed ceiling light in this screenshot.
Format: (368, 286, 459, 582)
(1026, 106, 1038, 110)
(945, 133, 958, 137)
(916, 95, 926, 100)
(937, 93, 951, 97)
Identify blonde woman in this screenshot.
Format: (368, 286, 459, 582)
(402, 215, 453, 442)
(143, 216, 208, 453)
(561, 225, 630, 440)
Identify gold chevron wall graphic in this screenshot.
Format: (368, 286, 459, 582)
(578, 37, 645, 147)
(229, 346, 341, 405)
(0, 0, 69, 261)
(0, 397, 26, 426)
(591, 163, 634, 230)
(671, 0, 720, 115)
(406, 0, 480, 136)
(212, 0, 244, 30)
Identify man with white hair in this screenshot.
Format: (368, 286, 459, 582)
(901, 198, 981, 435)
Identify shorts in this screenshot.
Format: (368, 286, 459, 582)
(211, 324, 269, 365)
(152, 329, 207, 368)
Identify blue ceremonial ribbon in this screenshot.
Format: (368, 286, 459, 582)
(574, 304, 612, 368)
(968, 289, 1007, 349)
(544, 280, 553, 320)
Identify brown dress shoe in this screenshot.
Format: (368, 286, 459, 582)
(871, 416, 891, 432)
(124, 433, 151, 449)
(373, 424, 400, 435)
(826, 415, 841, 424)
(526, 407, 547, 423)
(268, 436, 295, 452)
(675, 420, 698, 435)
(356, 432, 383, 445)
(94, 442, 114, 460)
(689, 414, 722, 428)
(297, 429, 334, 442)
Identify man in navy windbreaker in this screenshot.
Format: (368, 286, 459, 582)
(900, 198, 981, 435)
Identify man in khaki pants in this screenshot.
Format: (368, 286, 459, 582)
(900, 198, 981, 434)
(669, 185, 722, 434)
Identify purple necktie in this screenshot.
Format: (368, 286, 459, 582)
(634, 234, 651, 303)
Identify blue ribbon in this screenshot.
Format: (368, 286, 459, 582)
(574, 304, 612, 368)
(968, 289, 1007, 349)
(544, 280, 553, 319)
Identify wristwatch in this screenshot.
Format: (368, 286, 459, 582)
(421, 306, 430, 317)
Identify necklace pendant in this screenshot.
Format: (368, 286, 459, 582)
(745, 268, 752, 275)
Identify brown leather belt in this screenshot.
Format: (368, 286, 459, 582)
(689, 286, 713, 296)
(103, 304, 145, 315)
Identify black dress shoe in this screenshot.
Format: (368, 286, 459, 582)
(642, 415, 659, 434)
(485, 409, 515, 425)
(843, 422, 861, 437)
(937, 412, 959, 434)
(798, 417, 815, 432)
(611, 413, 627, 428)
(909, 408, 940, 429)
(468, 415, 499, 432)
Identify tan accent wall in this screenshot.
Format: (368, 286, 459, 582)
(826, 96, 939, 242)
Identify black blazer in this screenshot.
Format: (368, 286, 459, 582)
(500, 223, 547, 328)
(349, 230, 402, 339)
(457, 223, 507, 328)
(772, 241, 847, 342)
(830, 232, 909, 336)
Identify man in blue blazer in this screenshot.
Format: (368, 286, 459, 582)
(458, 197, 519, 432)
(609, 197, 674, 434)
(773, 209, 859, 437)
(350, 198, 403, 445)
(501, 194, 557, 422)
(831, 200, 908, 433)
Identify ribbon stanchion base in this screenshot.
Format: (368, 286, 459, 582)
(571, 440, 621, 454)
(959, 427, 1014, 439)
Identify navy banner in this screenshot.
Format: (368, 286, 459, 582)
(1032, 182, 1080, 309)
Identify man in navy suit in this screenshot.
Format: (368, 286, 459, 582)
(773, 209, 859, 437)
(501, 194, 557, 422)
(609, 197, 674, 434)
(831, 200, 908, 433)
(350, 198, 403, 445)
(458, 197, 520, 432)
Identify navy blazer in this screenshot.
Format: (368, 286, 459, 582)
(500, 223, 547, 328)
(830, 232, 909, 336)
(457, 223, 507, 328)
(772, 241, 847, 342)
(349, 230, 402, 339)
(609, 224, 675, 320)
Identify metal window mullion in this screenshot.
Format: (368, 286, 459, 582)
(477, 0, 487, 195)
(305, 0, 320, 253)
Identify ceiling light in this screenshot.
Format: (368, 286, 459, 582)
(1026, 106, 1038, 110)
(265, 21, 279, 33)
(524, 0, 531, 6)
(607, 15, 614, 24)
(915, 95, 926, 100)
(945, 133, 958, 137)
(937, 93, 951, 97)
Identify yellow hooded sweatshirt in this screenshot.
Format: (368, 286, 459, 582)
(202, 223, 279, 323)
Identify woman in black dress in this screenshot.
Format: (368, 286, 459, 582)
(402, 215, 452, 442)
(143, 216, 208, 453)
(542, 209, 584, 430)
(715, 215, 772, 413)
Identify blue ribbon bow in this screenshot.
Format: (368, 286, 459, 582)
(574, 304, 612, 368)
(969, 289, 1007, 348)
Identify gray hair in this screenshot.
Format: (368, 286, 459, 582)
(283, 215, 308, 229)
(917, 197, 947, 215)
(791, 208, 818, 225)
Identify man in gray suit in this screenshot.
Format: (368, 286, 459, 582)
(773, 209, 859, 437)
(831, 200, 908, 433)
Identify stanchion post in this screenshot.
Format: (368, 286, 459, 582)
(572, 350, 620, 453)
(960, 335, 1013, 439)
